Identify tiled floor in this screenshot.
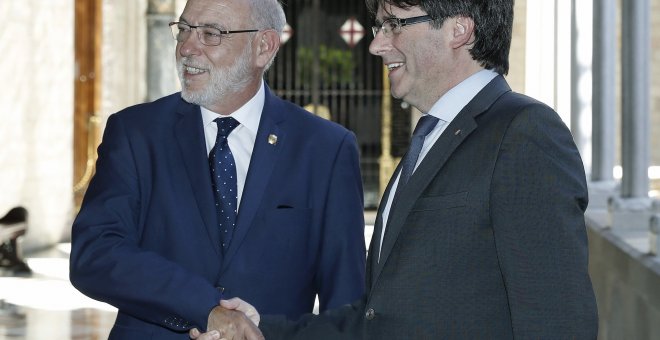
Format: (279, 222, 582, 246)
(0, 220, 376, 339)
(0, 244, 116, 339)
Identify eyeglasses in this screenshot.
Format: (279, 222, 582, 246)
(371, 15, 433, 38)
(169, 22, 259, 46)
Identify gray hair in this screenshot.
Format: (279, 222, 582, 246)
(248, 0, 286, 34)
(246, 0, 285, 70)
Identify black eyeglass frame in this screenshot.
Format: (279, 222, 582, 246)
(371, 15, 433, 38)
(169, 21, 259, 46)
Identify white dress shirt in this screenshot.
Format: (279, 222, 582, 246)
(378, 69, 499, 260)
(201, 80, 265, 211)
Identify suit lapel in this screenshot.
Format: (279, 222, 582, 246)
(375, 117, 477, 275)
(221, 87, 284, 272)
(372, 76, 511, 284)
(175, 99, 222, 257)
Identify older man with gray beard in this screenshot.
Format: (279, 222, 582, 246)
(69, 0, 367, 338)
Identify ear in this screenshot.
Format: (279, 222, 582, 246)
(254, 29, 281, 68)
(450, 16, 475, 49)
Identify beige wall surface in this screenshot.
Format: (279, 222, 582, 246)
(651, 0, 660, 167)
(0, 0, 74, 250)
(508, 0, 527, 93)
(0, 0, 150, 249)
(100, 0, 148, 126)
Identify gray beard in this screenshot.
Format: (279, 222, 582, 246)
(177, 43, 254, 108)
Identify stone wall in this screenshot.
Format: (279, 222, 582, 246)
(587, 211, 660, 340)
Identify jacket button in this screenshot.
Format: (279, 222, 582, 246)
(365, 308, 375, 320)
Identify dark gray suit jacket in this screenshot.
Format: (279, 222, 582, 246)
(260, 76, 598, 339)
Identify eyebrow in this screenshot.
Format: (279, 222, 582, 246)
(178, 17, 225, 30)
(374, 14, 397, 25)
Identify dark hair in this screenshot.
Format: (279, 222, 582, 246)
(366, 0, 513, 75)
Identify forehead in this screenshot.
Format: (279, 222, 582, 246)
(181, 0, 249, 26)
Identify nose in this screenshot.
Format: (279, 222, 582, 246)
(369, 31, 390, 56)
(177, 30, 202, 57)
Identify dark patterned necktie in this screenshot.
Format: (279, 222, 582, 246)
(380, 114, 440, 261)
(395, 115, 439, 194)
(209, 117, 240, 252)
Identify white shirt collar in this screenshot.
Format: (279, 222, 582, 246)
(426, 69, 498, 123)
(200, 80, 265, 135)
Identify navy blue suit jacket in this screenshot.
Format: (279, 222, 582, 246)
(70, 86, 366, 339)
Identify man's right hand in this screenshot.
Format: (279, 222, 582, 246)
(189, 299, 264, 340)
(220, 298, 261, 326)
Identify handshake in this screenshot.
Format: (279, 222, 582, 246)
(190, 298, 264, 340)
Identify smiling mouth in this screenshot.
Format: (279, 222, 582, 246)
(387, 63, 404, 71)
(184, 66, 207, 75)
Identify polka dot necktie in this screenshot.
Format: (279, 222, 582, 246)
(209, 117, 240, 252)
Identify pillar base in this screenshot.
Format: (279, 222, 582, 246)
(588, 180, 619, 210)
(608, 196, 658, 229)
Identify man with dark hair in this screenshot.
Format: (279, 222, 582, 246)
(195, 0, 599, 338)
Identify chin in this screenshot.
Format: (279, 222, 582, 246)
(389, 82, 408, 99)
(181, 90, 205, 106)
(390, 89, 403, 100)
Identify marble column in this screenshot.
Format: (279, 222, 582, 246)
(621, 0, 650, 199)
(147, 0, 177, 101)
(569, 0, 591, 168)
(588, 0, 617, 208)
(100, 0, 148, 122)
(610, 0, 655, 229)
(570, 0, 582, 153)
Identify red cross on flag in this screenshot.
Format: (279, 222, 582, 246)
(281, 23, 293, 45)
(339, 17, 365, 48)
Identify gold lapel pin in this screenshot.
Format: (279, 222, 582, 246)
(268, 134, 278, 145)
